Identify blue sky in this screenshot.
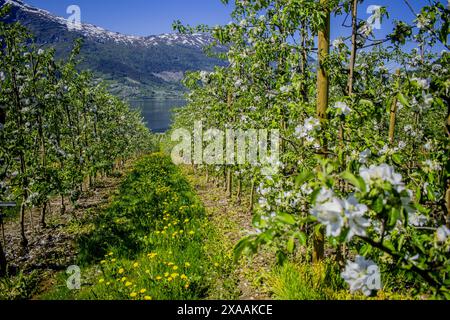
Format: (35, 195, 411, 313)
(26, 0, 234, 36)
(26, 0, 447, 50)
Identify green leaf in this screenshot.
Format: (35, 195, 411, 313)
(295, 170, 314, 186)
(287, 237, 295, 253)
(277, 212, 296, 225)
(341, 171, 366, 193)
(234, 237, 253, 262)
(397, 93, 410, 108)
(294, 231, 307, 245)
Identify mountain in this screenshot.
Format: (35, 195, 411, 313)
(0, 0, 224, 100)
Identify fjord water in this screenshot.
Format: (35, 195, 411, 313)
(130, 99, 186, 133)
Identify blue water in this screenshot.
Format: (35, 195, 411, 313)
(130, 99, 185, 133)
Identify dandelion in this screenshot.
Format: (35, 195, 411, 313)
(111, 259, 117, 263)
(181, 274, 188, 280)
(189, 231, 195, 235)
(171, 273, 179, 278)
(144, 296, 152, 300)
(184, 284, 190, 289)
(121, 277, 127, 282)
(185, 262, 191, 268)
(167, 277, 173, 282)
(164, 272, 170, 277)
(214, 263, 220, 267)
(156, 276, 162, 280)
(118, 268, 125, 274)
(140, 289, 147, 294)
(133, 262, 139, 268)
(98, 278, 105, 284)
(100, 260, 107, 264)
(173, 266, 179, 271)
(125, 281, 133, 287)
(130, 292, 137, 298)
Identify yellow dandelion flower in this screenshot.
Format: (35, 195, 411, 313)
(214, 263, 219, 267)
(185, 262, 191, 268)
(130, 292, 137, 298)
(121, 277, 127, 282)
(125, 281, 133, 287)
(181, 274, 188, 280)
(106, 282, 111, 286)
(108, 252, 114, 256)
(168, 262, 174, 266)
(140, 289, 147, 294)
(164, 272, 170, 277)
(111, 259, 117, 262)
(179, 230, 184, 234)
(145, 270, 150, 274)
(189, 231, 195, 235)
(173, 266, 179, 271)
(99, 278, 105, 283)
(133, 262, 139, 268)
(184, 284, 190, 289)
(156, 276, 162, 280)
(171, 273, 179, 278)
(144, 296, 152, 301)
(118, 268, 124, 274)
(167, 277, 173, 282)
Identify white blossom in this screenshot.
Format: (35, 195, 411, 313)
(334, 101, 351, 116)
(311, 196, 344, 237)
(359, 149, 371, 164)
(408, 212, 428, 227)
(344, 196, 370, 240)
(360, 164, 405, 192)
(341, 256, 381, 296)
(422, 159, 442, 172)
(436, 226, 450, 243)
(412, 77, 430, 90)
(332, 37, 344, 48)
(0, 71, 5, 81)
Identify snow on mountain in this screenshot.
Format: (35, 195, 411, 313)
(0, 0, 213, 48)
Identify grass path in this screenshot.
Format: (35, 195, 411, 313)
(182, 166, 273, 300)
(2, 154, 276, 300)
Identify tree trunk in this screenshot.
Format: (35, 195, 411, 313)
(446, 97, 450, 227)
(313, 0, 331, 263)
(237, 179, 242, 204)
(19, 201, 28, 248)
(60, 194, 66, 215)
(226, 168, 232, 199)
(389, 70, 401, 146)
(249, 179, 255, 214)
(0, 233, 7, 277)
(347, 0, 358, 96)
(40, 202, 47, 229)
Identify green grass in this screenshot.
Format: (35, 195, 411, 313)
(41, 153, 236, 300)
